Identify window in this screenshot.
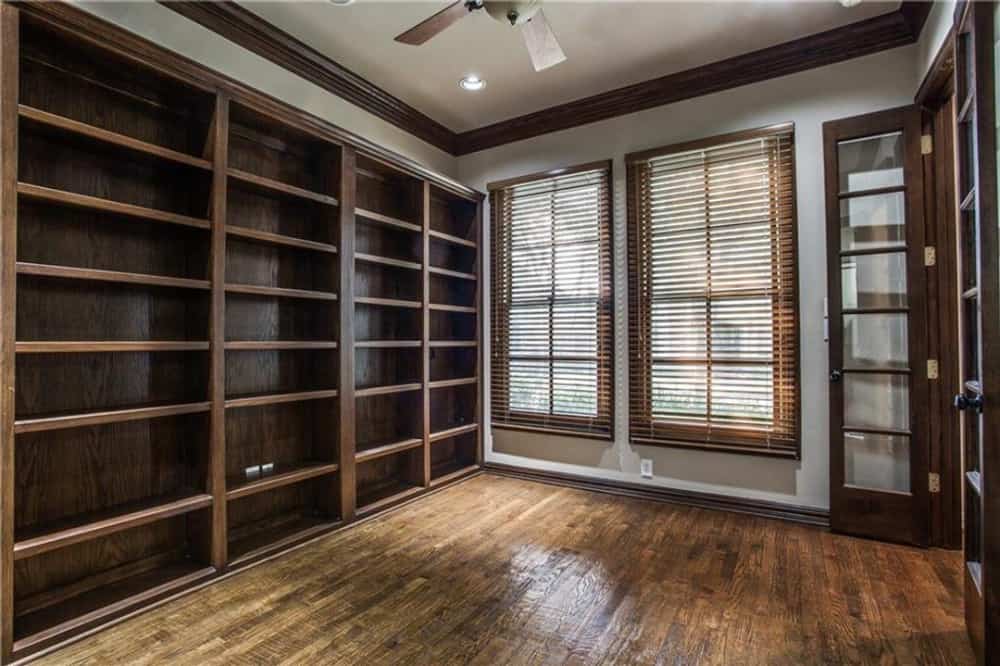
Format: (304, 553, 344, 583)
(489, 162, 613, 437)
(626, 125, 799, 456)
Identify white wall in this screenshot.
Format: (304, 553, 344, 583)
(74, 1, 457, 178)
(458, 44, 920, 510)
(917, 0, 956, 84)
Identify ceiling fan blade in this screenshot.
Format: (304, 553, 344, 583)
(520, 9, 566, 71)
(395, 1, 470, 45)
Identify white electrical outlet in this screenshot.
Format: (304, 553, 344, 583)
(640, 459, 653, 478)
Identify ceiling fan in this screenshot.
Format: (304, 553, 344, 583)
(394, 0, 566, 72)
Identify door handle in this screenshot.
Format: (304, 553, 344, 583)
(830, 369, 842, 383)
(954, 392, 984, 412)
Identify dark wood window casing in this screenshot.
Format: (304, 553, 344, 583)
(489, 161, 614, 439)
(626, 124, 800, 457)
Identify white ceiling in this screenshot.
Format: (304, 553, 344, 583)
(240, 1, 900, 132)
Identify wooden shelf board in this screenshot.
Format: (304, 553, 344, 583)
(228, 516, 339, 568)
(224, 389, 339, 409)
(226, 225, 337, 254)
(430, 463, 479, 488)
(16, 341, 210, 353)
(429, 229, 476, 248)
(226, 462, 340, 501)
(355, 340, 421, 349)
(17, 262, 210, 291)
(355, 383, 422, 398)
(429, 303, 476, 313)
(355, 296, 421, 309)
(355, 438, 423, 463)
(429, 266, 476, 281)
(356, 482, 423, 516)
(355, 252, 422, 271)
(224, 341, 338, 350)
(19, 105, 212, 170)
(17, 182, 211, 230)
(228, 167, 339, 207)
(13, 563, 216, 654)
(429, 377, 477, 389)
(225, 283, 338, 301)
(430, 423, 479, 442)
(429, 340, 477, 348)
(355, 207, 421, 232)
(14, 401, 211, 434)
(14, 493, 213, 561)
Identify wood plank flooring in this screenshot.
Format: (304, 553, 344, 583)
(33, 474, 973, 665)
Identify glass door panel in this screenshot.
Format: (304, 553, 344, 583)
(844, 431, 911, 493)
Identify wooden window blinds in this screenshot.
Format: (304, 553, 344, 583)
(490, 161, 614, 438)
(626, 124, 800, 456)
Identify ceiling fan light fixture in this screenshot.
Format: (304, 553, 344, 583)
(459, 75, 486, 91)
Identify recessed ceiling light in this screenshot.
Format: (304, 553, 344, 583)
(330, 0, 355, 6)
(459, 75, 486, 91)
(840, 0, 862, 7)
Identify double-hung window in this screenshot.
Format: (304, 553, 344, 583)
(489, 162, 613, 437)
(626, 125, 799, 456)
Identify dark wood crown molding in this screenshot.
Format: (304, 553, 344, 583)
(159, 1, 456, 154)
(158, 1, 932, 157)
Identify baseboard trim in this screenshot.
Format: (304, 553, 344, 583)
(483, 463, 830, 528)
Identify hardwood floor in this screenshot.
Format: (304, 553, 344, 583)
(33, 474, 973, 665)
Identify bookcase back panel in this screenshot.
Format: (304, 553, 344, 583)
(431, 432, 477, 478)
(19, 131, 211, 218)
(355, 263, 421, 302)
(356, 156, 421, 222)
(429, 275, 476, 308)
(356, 449, 421, 506)
(16, 352, 208, 418)
(429, 239, 476, 274)
(356, 218, 421, 263)
(227, 479, 335, 551)
(226, 239, 335, 292)
(355, 349, 421, 390)
(430, 310, 476, 341)
(227, 187, 334, 244)
(17, 280, 209, 342)
(18, 202, 209, 280)
(14, 415, 207, 533)
(225, 295, 335, 342)
(354, 303, 421, 341)
(356, 392, 422, 451)
(430, 348, 477, 382)
(429, 189, 477, 242)
(430, 384, 477, 433)
(225, 400, 337, 480)
(20, 20, 213, 156)
(225, 350, 337, 398)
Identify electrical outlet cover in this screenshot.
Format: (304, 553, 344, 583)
(640, 459, 653, 478)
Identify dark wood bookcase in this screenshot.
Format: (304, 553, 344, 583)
(0, 4, 482, 662)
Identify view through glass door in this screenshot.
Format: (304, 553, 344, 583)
(823, 106, 929, 546)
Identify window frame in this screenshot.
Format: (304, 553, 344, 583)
(488, 159, 615, 440)
(625, 124, 801, 458)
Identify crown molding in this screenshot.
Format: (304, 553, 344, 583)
(159, 1, 932, 157)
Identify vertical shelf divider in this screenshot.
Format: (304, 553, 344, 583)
(338, 146, 357, 522)
(421, 182, 432, 487)
(0, 6, 18, 661)
(208, 93, 230, 569)
(475, 199, 484, 466)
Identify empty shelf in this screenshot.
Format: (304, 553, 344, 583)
(226, 225, 337, 254)
(17, 262, 210, 291)
(14, 401, 211, 434)
(224, 389, 339, 409)
(226, 462, 340, 501)
(16, 341, 209, 353)
(17, 183, 211, 230)
(228, 167, 339, 206)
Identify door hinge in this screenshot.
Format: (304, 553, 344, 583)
(922, 134, 933, 155)
(929, 472, 941, 493)
(928, 359, 939, 379)
(924, 246, 937, 266)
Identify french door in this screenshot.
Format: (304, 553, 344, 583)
(823, 106, 929, 545)
(953, 3, 999, 660)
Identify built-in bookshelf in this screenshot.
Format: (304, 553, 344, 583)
(0, 5, 482, 662)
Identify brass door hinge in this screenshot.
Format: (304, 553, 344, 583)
(922, 134, 933, 155)
(925, 246, 937, 266)
(929, 472, 941, 493)
(928, 359, 939, 379)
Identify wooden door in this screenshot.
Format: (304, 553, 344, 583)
(953, 2, 999, 660)
(823, 106, 929, 545)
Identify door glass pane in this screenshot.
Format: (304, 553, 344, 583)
(844, 431, 911, 492)
(839, 192, 906, 250)
(965, 297, 979, 380)
(844, 373, 909, 430)
(843, 313, 909, 369)
(838, 132, 904, 192)
(841, 252, 908, 309)
(961, 209, 978, 290)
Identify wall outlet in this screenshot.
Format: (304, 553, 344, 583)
(640, 459, 653, 478)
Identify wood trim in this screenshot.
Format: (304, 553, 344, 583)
(486, 159, 612, 192)
(158, 1, 455, 154)
(457, 4, 929, 155)
(482, 464, 830, 528)
(915, 28, 956, 107)
(625, 122, 794, 163)
(338, 146, 357, 523)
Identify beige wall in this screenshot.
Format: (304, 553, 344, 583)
(74, 1, 458, 178)
(459, 45, 921, 510)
